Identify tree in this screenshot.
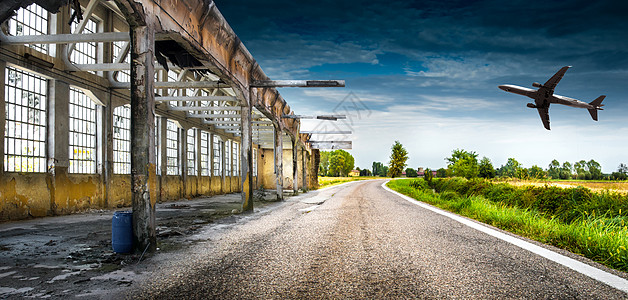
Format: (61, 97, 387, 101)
(619, 163, 628, 175)
(574, 160, 588, 179)
(560, 162, 572, 179)
(501, 158, 522, 178)
(405, 168, 417, 177)
(388, 141, 408, 178)
(587, 159, 603, 180)
(478, 157, 495, 178)
(359, 168, 372, 176)
(319, 151, 331, 176)
(327, 150, 354, 177)
(382, 166, 389, 177)
(547, 159, 561, 179)
(372, 162, 385, 176)
(446, 149, 479, 179)
(436, 168, 447, 178)
(528, 165, 546, 179)
(329, 153, 346, 176)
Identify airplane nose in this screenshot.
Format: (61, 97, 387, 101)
(498, 85, 509, 91)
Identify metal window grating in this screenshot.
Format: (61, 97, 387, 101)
(155, 116, 160, 174)
(8, 4, 49, 54)
(69, 87, 96, 174)
(213, 135, 221, 176)
(4, 67, 47, 172)
(112, 105, 130, 174)
(112, 40, 130, 82)
(166, 120, 179, 175)
(200, 131, 210, 176)
(232, 141, 238, 177)
(187, 128, 196, 175)
(70, 16, 98, 66)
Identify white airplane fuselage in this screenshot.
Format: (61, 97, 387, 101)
(498, 84, 596, 110)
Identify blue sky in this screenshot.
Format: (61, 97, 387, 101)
(216, 0, 628, 173)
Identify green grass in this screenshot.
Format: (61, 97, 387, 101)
(387, 179, 628, 272)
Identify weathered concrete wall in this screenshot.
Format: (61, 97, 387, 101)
(0, 171, 247, 222)
(109, 175, 132, 208)
(0, 173, 50, 220)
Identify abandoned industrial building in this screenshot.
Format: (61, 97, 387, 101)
(0, 0, 346, 252)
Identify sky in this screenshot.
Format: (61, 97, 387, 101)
(215, 0, 628, 173)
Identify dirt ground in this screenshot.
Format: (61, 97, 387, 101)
(0, 190, 279, 299)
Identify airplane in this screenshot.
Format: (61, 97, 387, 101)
(498, 66, 605, 130)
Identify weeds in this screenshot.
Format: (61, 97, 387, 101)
(387, 178, 628, 272)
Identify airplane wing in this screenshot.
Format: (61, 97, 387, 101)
(537, 106, 551, 130)
(543, 66, 571, 91)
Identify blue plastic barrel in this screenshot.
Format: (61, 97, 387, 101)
(112, 211, 133, 253)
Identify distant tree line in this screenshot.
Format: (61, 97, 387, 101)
(436, 148, 628, 181)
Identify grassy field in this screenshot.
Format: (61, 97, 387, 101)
(500, 179, 628, 194)
(387, 178, 628, 272)
(318, 176, 384, 188)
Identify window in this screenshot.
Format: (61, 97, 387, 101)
(69, 88, 96, 174)
(155, 116, 160, 174)
(112, 105, 130, 174)
(8, 4, 49, 54)
(187, 128, 196, 175)
(253, 148, 258, 177)
(212, 135, 221, 176)
(4, 67, 47, 172)
(200, 131, 210, 176)
(225, 140, 230, 176)
(70, 16, 98, 66)
(166, 120, 179, 175)
(167, 70, 180, 107)
(232, 141, 239, 177)
(112, 40, 130, 82)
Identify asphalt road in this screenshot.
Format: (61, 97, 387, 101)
(127, 179, 628, 299)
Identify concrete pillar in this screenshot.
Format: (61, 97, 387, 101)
(302, 148, 307, 192)
(241, 101, 253, 212)
(292, 139, 298, 195)
(195, 128, 201, 193)
(221, 140, 226, 193)
(129, 25, 156, 253)
(274, 125, 283, 200)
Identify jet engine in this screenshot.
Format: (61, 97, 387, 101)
(532, 82, 543, 88)
(526, 103, 536, 108)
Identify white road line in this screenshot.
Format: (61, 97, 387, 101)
(381, 181, 628, 294)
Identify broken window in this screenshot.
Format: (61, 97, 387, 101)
(7, 4, 49, 54)
(253, 148, 258, 177)
(69, 88, 97, 174)
(112, 105, 130, 174)
(4, 67, 47, 172)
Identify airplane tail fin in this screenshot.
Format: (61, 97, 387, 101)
(588, 95, 605, 121)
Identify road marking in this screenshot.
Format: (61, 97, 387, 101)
(381, 181, 628, 294)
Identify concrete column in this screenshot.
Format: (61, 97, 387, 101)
(221, 140, 226, 193)
(102, 95, 114, 208)
(241, 100, 253, 212)
(302, 148, 307, 192)
(129, 25, 156, 253)
(273, 126, 283, 200)
(292, 139, 298, 195)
